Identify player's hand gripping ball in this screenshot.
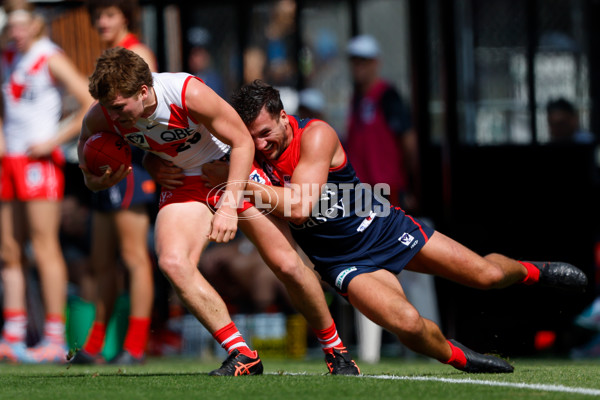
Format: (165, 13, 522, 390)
(83, 132, 132, 176)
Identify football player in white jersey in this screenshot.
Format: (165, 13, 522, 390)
(77, 47, 359, 376)
(0, 5, 94, 363)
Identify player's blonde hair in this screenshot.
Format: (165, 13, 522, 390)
(89, 47, 153, 102)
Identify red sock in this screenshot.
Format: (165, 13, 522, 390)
(213, 322, 254, 357)
(444, 340, 467, 368)
(518, 261, 540, 285)
(83, 322, 106, 355)
(312, 320, 344, 354)
(122, 317, 151, 358)
(2, 309, 27, 343)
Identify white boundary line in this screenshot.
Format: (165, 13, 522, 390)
(268, 372, 600, 397)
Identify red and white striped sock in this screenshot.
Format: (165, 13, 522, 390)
(313, 320, 344, 354)
(213, 322, 254, 357)
(43, 314, 66, 344)
(2, 309, 27, 343)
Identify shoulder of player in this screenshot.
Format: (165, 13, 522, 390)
(301, 120, 337, 141)
(299, 120, 339, 153)
(183, 76, 221, 113)
(183, 75, 209, 95)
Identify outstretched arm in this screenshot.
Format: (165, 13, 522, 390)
(203, 121, 343, 225)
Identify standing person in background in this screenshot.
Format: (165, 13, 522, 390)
(69, 0, 158, 365)
(546, 98, 595, 144)
(345, 34, 418, 211)
(0, 4, 94, 363)
(87, 0, 156, 70)
(187, 26, 225, 98)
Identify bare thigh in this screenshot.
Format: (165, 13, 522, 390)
(406, 230, 497, 287)
(238, 208, 299, 267)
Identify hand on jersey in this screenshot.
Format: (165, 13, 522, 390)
(201, 160, 230, 188)
(143, 152, 184, 189)
(79, 162, 131, 192)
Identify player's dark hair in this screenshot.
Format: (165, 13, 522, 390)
(86, 0, 137, 31)
(230, 80, 284, 125)
(546, 98, 576, 115)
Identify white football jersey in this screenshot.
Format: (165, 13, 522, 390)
(1, 38, 62, 155)
(103, 72, 230, 176)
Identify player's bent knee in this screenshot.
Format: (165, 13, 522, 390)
(121, 251, 151, 272)
(0, 243, 21, 265)
(388, 306, 424, 338)
(157, 254, 188, 282)
(267, 255, 304, 282)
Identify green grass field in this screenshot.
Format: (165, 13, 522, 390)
(1, 356, 599, 400)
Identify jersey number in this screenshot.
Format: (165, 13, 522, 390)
(174, 131, 202, 153)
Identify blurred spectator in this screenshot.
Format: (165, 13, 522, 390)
(344, 34, 433, 364)
(187, 26, 224, 98)
(87, 0, 156, 70)
(264, 0, 296, 87)
(345, 34, 419, 212)
(546, 98, 595, 144)
(243, 46, 267, 84)
(0, 3, 94, 363)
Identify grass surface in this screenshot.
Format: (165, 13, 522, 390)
(1, 356, 599, 400)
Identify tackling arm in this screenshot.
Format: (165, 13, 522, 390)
(247, 121, 341, 224)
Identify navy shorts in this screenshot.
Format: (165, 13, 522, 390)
(312, 211, 435, 296)
(91, 161, 156, 212)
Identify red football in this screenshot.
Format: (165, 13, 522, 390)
(83, 132, 132, 176)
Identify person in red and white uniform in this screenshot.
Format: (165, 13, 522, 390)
(68, 0, 159, 366)
(0, 5, 94, 363)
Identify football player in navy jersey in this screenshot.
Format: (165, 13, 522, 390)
(196, 80, 589, 373)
